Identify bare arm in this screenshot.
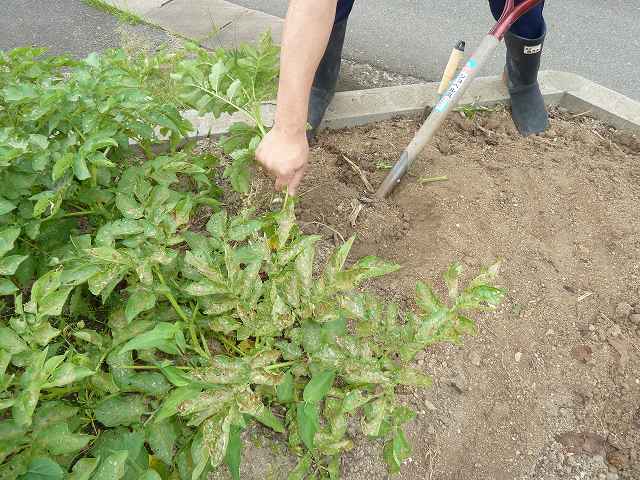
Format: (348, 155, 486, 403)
(256, 0, 338, 194)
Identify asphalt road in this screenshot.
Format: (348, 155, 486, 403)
(1, 0, 171, 58)
(228, 0, 640, 101)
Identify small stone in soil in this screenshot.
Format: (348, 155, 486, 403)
(450, 372, 469, 393)
(469, 351, 481, 367)
(608, 324, 622, 337)
(572, 344, 593, 363)
(614, 302, 633, 321)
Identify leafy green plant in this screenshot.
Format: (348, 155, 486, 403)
(0, 45, 505, 480)
(172, 33, 279, 193)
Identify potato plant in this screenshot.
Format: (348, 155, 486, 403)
(0, 43, 505, 480)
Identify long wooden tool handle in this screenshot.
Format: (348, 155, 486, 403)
(437, 41, 466, 96)
(375, 35, 500, 198)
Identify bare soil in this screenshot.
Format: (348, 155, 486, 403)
(214, 108, 640, 480)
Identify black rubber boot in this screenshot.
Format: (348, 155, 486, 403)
(504, 25, 549, 136)
(307, 18, 348, 140)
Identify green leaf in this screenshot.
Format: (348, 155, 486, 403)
(323, 236, 354, 284)
(116, 193, 145, 220)
(183, 279, 227, 296)
(125, 289, 157, 322)
(208, 61, 227, 91)
(0, 197, 16, 216)
(147, 419, 178, 465)
(469, 260, 502, 288)
(159, 365, 191, 387)
(0, 327, 28, 354)
(73, 154, 91, 181)
(91, 451, 128, 480)
(29, 134, 49, 151)
(383, 429, 411, 474)
(224, 425, 242, 480)
(206, 210, 227, 238)
(19, 457, 64, 480)
(415, 282, 443, 316)
(226, 79, 242, 100)
(223, 151, 252, 193)
(342, 390, 371, 413)
(287, 454, 311, 480)
(227, 218, 262, 242)
(276, 371, 295, 403)
(30, 191, 55, 218)
(303, 369, 336, 403)
(52, 153, 73, 181)
(60, 264, 100, 286)
(0, 278, 18, 295)
(68, 458, 99, 480)
(0, 226, 20, 258)
(3, 84, 38, 102)
(37, 286, 73, 317)
(457, 314, 477, 335)
(32, 401, 78, 430)
(45, 362, 94, 387)
(139, 470, 162, 480)
(296, 402, 319, 450)
(276, 196, 296, 247)
(156, 386, 202, 423)
(34, 423, 93, 455)
(395, 368, 432, 387)
(95, 394, 146, 427)
(190, 356, 249, 385)
(251, 405, 285, 433)
(31, 322, 61, 346)
(190, 432, 210, 480)
(361, 398, 387, 437)
(443, 262, 463, 298)
(91, 428, 147, 480)
(119, 322, 181, 355)
(202, 413, 232, 469)
(96, 219, 144, 246)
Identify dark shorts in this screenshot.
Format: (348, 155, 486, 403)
(336, 0, 545, 39)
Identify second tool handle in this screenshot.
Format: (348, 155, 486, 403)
(437, 40, 466, 95)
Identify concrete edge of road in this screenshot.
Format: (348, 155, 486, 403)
(180, 70, 640, 142)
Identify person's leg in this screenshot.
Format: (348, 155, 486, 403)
(308, 0, 355, 138)
(488, 0, 548, 136)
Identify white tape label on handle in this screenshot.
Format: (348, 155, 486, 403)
(435, 71, 468, 113)
(524, 44, 542, 55)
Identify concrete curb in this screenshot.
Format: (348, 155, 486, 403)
(181, 70, 640, 142)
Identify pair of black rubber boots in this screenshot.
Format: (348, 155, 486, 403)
(308, 19, 549, 138)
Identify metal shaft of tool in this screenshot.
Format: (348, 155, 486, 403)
(375, 35, 499, 198)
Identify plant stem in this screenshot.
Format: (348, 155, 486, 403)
(41, 386, 83, 400)
(155, 268, 208, 358)
(187, 83, 261, 130)
(265, 361, 295, 371)
(216, 334, 245, 356)
(419, 175, 449, 184)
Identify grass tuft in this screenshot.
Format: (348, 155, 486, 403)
(83, 0, 144, 25)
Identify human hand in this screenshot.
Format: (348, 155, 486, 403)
(256, 126, 309, 196)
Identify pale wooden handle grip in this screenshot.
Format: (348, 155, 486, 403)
(437, 49, 465, 95)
